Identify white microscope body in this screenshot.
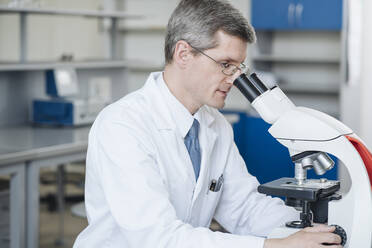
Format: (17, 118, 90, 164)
(234, 73, 372, 247)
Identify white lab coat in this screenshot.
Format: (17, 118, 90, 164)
(73, 72, 298, 248)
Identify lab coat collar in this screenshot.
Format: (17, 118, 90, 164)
(143, 72, 218, 197)
(158, 73, 194, 138)
(144, 72, 215, 133)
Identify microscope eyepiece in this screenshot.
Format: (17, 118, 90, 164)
(233, 73, 269, 103)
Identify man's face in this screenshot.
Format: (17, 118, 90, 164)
(185, 30, 247, 110)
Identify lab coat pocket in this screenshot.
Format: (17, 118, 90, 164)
(201, 184, 224, 227)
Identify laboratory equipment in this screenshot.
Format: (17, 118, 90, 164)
(234, 72, 372, 247)
(32, 68, 111, 126)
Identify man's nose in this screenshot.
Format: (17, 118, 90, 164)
(226, 71, 241, 84)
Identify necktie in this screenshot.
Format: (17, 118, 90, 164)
(184, 119, 201, 181)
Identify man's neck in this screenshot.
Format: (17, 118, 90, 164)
(163, 66, 201, 115)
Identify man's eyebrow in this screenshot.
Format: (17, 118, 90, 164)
(220, 56, 244, 64)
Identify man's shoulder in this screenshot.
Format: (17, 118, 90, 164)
(96, 90, 153, 132)
(92, 73, 167, 138)
(90, 91, 158, 152)
(98, 72, 161, 124)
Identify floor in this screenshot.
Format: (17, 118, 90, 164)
(39, 165, 88, 248)
(0, 166, 88, 248)
(39, 203, 87, 248)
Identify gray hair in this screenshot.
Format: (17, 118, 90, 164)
(164, 0, 256, 64)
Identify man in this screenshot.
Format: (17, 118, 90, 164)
(74, 0, 342, 247)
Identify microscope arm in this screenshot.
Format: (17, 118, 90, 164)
(234, 73, 353, 143)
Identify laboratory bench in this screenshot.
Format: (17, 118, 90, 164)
(0, 124, 90, 248)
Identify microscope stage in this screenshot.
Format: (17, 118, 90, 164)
(258, 177, 340, 201)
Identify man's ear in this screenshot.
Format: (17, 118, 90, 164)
(173, 40, 193, 67)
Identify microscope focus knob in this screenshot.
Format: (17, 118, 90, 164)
(331, 225, 347, 246)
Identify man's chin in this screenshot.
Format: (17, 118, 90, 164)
(206, 101, 225, 109)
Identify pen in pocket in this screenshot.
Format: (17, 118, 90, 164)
(216, 174, 224, 191)
(209, 179, 217, 191)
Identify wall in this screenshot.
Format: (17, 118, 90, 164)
(120, 0, 253, 111)
(0, 0, 106, 62)
(360, 0, 372, 149)
(0, 0, 255, 114)
(341, 0, 372, 149)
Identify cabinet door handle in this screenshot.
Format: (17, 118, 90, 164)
(295, 3, 304, 27)
(288, 3, 295, 27)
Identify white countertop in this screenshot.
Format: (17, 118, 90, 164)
(0, 124, 90, 166)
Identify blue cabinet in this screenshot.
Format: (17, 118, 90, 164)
(252, 0, 343, 30)
(298, 0, 342, 30)
(251, 0, 295, 30)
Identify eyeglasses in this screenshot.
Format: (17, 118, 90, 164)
(190, 45, 246, 76)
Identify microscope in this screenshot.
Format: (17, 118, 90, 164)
(233, 72, 372, 247)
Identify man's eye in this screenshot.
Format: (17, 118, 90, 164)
(221, 63, 230, 68)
